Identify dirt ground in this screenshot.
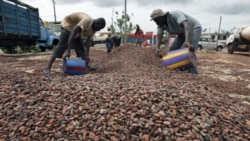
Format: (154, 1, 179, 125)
(0, 45, 249, 140)
(197, 50, 250, 103)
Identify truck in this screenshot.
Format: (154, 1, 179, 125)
(0, 0, 59, 53)
(226, 26, 250, 54)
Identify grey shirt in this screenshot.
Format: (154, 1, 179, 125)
(157, 10, 201, 35)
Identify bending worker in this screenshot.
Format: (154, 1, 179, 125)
(150, 9, 202, 74)
(44, 12, 106, 76)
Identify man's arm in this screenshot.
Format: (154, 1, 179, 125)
(180, 20, 192, 47)
(85, 37, 92, 62)
(156, 33, 163, 50)
(65, 26, 82, 58)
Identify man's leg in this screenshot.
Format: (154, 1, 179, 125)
(74, 37, 85, 60)
(75, 38, 97, 72)
(106, 43, 111, 53)
(188, 27, 202, 74)
(169, 36, 185, 51)
(44, 27, 69, 75)
(137, 39, 140, 47)
(44, 55, 56, 75)
(190, 27, 202, 51)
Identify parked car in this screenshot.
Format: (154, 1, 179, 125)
(198, 38, 225, 51)
(91, 33, 109, 46)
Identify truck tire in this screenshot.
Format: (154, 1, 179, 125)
(47, 39, 59, 50)
(39, 46, 46, 52)
(47, 43, 57, 50)
(228, 44, 234, 54)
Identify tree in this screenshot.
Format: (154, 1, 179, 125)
(108, 10, 135, 35)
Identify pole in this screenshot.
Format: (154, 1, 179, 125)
(112, 8, 114, 34)
(124, 0, 127, 44)
(216, 16, 222, 47)
(52, 0, 56, 23)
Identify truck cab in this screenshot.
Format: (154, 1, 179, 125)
(226, 26, 250, 54)
(37, 19, 59, 51)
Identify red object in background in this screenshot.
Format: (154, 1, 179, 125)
(143, 40, 148, 47)
(127, 32, 157, 44)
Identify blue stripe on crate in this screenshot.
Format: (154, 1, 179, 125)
(162, 53, 190, 66)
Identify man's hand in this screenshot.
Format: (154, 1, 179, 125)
(63, 49, 70, 59)
(182, 41, 192, 48)
(155, 48, 162, 58)
(189, 46, 195, 52)
(182, 42, 195, 52)
(85, 56, 90, 63)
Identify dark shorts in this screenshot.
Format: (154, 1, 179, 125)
(52, 27, 85, 59)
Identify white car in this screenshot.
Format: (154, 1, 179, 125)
(92, 33, 109, 45)
(198, 38, 225, 51)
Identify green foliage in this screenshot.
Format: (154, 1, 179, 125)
(4, 45, 42, 54)
(108, 10, 137, 44)
(30, 45, 41, 53)
(15, 46, 23, 54)
(109, 10, 135, 35)
(1, 48, 9, 54)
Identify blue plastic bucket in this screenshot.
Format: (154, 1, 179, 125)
(62, 59, 86, 75)
(162, 48, 196, 71)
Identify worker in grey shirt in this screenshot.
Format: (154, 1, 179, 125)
(150, 9, 202, 74)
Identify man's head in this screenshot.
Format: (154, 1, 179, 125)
(150, 9, 167, 26)
(92, 18, 106, 31)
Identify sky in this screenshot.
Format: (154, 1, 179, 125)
(19, 0, 250, 34)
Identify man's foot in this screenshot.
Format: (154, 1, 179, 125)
(43, 68, 51, 76)
(87, 66, 97, 71)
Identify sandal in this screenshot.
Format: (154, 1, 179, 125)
(87, 66, 97, 71)
(43, 70, 50, 77)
